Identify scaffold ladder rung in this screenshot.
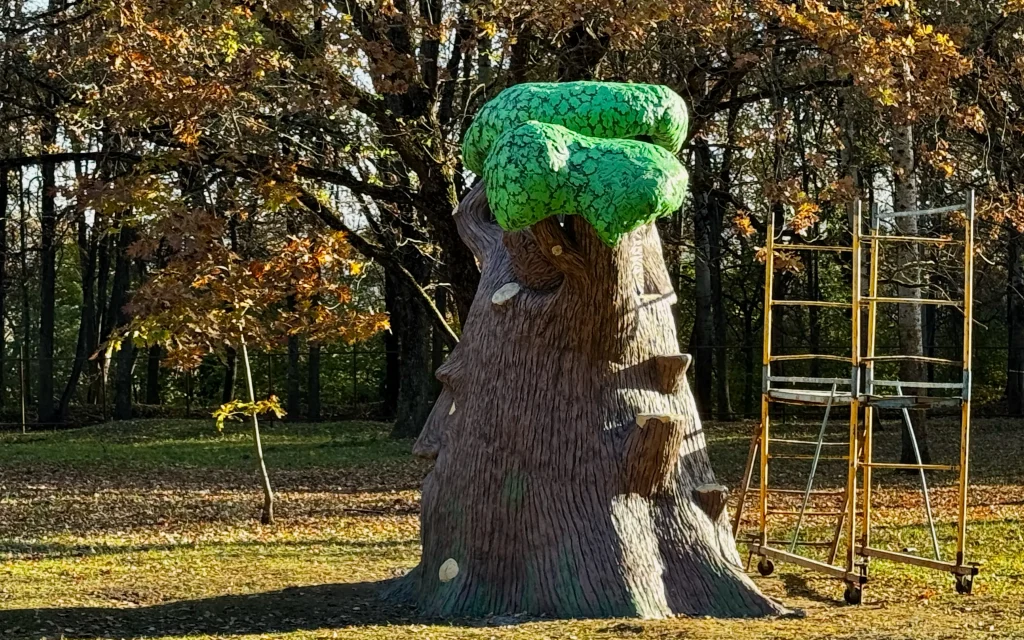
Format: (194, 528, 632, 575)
(862, 296, 960, 306)
(773, 300, 852, 308)
(778, 244, 854, 252)
(881, 203, 966, 217)
(769, 438, 847, 446)
(862, 355, 961, 365)
(872, 379, 963, 390)
(770, 354, 852, 363)
(867, 234, 960, 245)
(862, 462, 959, 471)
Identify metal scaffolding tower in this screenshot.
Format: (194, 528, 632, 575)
(732, 192, 979, 604)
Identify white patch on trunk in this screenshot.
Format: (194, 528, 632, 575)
(491, 282, 521, 306)
(439, 558, 459, 583)
(635, 413, 680, 427)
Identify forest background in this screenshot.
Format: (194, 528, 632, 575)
(2, 0, 1023, 446)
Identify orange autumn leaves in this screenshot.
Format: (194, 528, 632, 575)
(765, 0, 971, 122)
(122, 213, 388, 371)
(739, 177, 858, 274)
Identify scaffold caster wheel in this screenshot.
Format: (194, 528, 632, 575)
(757, 557, 775, 577)
(844, 583, 862, 605)
(955, 575, 973, 595)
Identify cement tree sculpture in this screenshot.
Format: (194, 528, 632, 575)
(396, 82, 786, 618)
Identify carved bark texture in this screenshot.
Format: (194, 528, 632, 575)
(694, 484, 730, 521)
(624, 415, 686, 497)
(398, 183, 784, 619)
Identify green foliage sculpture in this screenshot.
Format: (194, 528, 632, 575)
(482, 121, 689, 246)
(462, 82, 690, 246)
(462, 81, 689, 172)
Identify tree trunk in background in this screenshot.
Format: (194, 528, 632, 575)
(769, 204, 787, 384)
(222, 211, 239, 404)
(0, 169, 7, 408)
(286, 330, 301, 420)
(381, 273, 400, 419)
(430, 287, 448, 396)
(397, 184, 784, 618)
(18, 167, 31, 407)
(712, 105, 739, 421)
(145, 346, 161, 404)
(389, 256, 435, 438)
(307, 342, 321, 421)
(924, 303, 937, 383)
(91, 132, 128, 406)
(840, 93, 868, 365)
(38, 117, 57, 423)
(285, 208, 301, 420)
(710, 204, 732, 420)
(767, 86, 786, 386)
(1008, 226, 1024, 416)
(742, 298, 756, 418)
(476, 34, 492, 94)
(891, 123, 930, 463)
(109, 226, 135, 420)
(113, 341, 135, 419)
(222, 347, 237, 403)
(710, 222, 732, 420)
(689, 140, 714, 417)
(57, 166, 97, 421)
(91, 216, 112, 404)
(808, 237, 821, 379)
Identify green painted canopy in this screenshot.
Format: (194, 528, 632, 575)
(462, 82, 690, 247)
(463, 82, 689, 174)
(483, 121, 688, 246)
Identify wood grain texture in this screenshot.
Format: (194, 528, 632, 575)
(395, 183, 786, 619)
(694, 483, 730, 521)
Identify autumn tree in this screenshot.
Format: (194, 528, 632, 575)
(121, 202, 388, 521)
(2, 0, 1022, 434)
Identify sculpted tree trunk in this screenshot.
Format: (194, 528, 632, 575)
(394, 82, 784, 619)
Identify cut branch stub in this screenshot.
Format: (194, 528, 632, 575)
(530, 217, 587, 276)
(693, 484, 730, 521)
(654, 354, 692, 394)
(623, 414, 685, 497)
(491, 282, 521, 306)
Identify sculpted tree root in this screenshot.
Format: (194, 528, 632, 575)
(388, 82, 787, 619)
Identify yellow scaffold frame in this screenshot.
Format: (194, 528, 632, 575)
(732, 192, 980, 604)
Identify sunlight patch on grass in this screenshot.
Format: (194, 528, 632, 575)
(2, 418, 1023, 639)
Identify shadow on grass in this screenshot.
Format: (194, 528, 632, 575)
(0, 538, 415, 560)
(780, 573, 841, 605)
(0, 579, 434, 639)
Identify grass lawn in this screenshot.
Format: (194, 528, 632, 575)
(1, 416, 1023, 639)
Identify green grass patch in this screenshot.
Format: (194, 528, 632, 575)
(1, 417, 1022, 639)
(0, 419, 412, 470)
